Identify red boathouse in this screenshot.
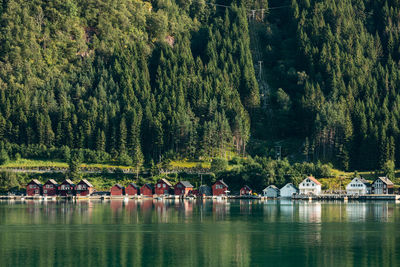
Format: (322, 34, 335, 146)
(75, 179, 94, 196)
(240, 185, 252, 196)
(174, 181, 194, 196)
(26, 179, 42, 196)
(140, 184, 153, 196)
(43, 179, 58, 196)
(212, 180, 229, 196)
(155, 178, 172, 195)
(58, 179, 75, 196)
(126, 183, 140, 196)
(111, 184, 125, 196)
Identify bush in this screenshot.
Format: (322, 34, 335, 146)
(211, 158, 228, 173)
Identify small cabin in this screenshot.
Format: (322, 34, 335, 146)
(372, 177, 394, 194)
(155, 178, 172, 195)
(58, 179, 75, 196)
(346, 177, 371, 195)
(174, 181, 194, 196)
(26, 179, 42, 196)
(212, 180, 229, 196)
(43, 179, 58, 196)
(280, 183, 298, 198)
(141, 184, 153, 196)
(75, 179, 94, 196)
(299, 176, 322, 195)
(111, 184, 125, 196)
(240, 185, 252, 196)
(126, 183, 140, 195)
(263, 185, 280, 198)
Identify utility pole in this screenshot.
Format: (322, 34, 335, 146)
(258, 60, 263, 80)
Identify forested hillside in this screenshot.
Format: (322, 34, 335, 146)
(1, 0, 400, 172)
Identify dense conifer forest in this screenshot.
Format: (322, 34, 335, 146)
(1, 0, 400, 174)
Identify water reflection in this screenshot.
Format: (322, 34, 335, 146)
(1, 200, 400, 266)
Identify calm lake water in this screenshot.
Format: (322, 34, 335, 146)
(0, 199, 400, 267)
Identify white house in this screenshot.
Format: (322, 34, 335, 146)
(280, 183, 299, 198)
(263, 185, 280, 198)
(346, 177, 371, 195)
(299, 176, 321, 195)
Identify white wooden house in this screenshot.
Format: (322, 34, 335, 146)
(263, 185, 280, 198)
(371, 177, 394, 194)
(346, 177, 371, 195)
(299, 176, 321, 195)
(280, 183, 299, 198)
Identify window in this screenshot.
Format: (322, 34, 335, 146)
(177, 185, 182, 188)
(44, 190, 47, 194)
(158, 184, 161, 188)
(163, 184, 166, 188)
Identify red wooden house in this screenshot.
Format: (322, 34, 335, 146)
(26, 179, 42, 196)
(155, 178, 172, 195)
(240, 185, 252, 196)
(212, 180, 229, 196)
(126, 183, 140, 195)
(140, 184, 153, 196)
(58, 179, 75, 196)
(75, 179, 94, 196)
(110, 184, 125, 196)
(43, 179, 58, 196)
(174, 181, 194, 196)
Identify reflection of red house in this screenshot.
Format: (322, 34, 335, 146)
(111, 184, 124, 196)
(174, 181, 193, 196)
(75, 179, 94, 196)
(212, 180, 229, 196)
(26, 179, 42, 196)
(155, 179, 172, 195)
(141, 184, 153, 196)
(43, 179, 58, 196)
(240, 185, 252, 196)
(58, 179, 75, 196)
(126, 183, 140, 195)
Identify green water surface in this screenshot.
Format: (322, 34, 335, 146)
(0, 199, 399, 266)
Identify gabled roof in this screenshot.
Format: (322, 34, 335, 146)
(62, 179, 75, 185)
(215, 180, 228, 187)
(79, 179, 93, 187)
(305, 176, 321, 185)
(263, 185, 279, 191)
(178, 181, 193, 188)
(241, 185, 252, 190)
(142, 183, 153, 190)
(351, 177, 371, 187)
(113, 184, 124, 189)
(28, 179, 42, 185)
(158, 178, 172, 187)
(281, 183, 298, 190)
(375, 177, 394, 185)
(128, 183, 139, 189)
(45, 179, 58, 185)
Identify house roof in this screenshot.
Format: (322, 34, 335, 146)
(356, 177, 371, 186)
(241, 185, 252, 190)
(158, 178, 172, 187)
(142, 183, 153, 190)
(45, 179, 58, 185)
(113, 184, 124, 189)
(29, 179, 42, 185)
(79, 179, 93, 187)
(62, 179, 75, 185)
(281, 183, 298, 190)
(128, 183, 139, 189)
(215, 180, 228, 187)
(263, 185, 279, 191)
(376, 177, 394, 185)
(305, 176, 321, 185)
(178, 181, 193, 188)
